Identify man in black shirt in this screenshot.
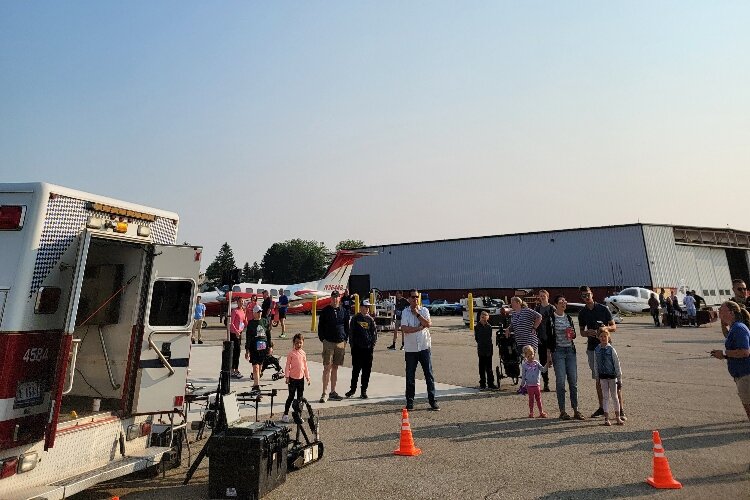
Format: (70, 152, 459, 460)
(317, 290, 350, 402)
(346, 305, 377, 399)
(534, 289, 554, 392)
(577, 285, 623, 420)
(388, 290, 410, 350)
(261, 290, 273, 336)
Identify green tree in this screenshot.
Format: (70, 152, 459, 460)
(335, 239, 365, 251)
(241, 262, 251, 281)
(261, 239, 329, 283)
(247, 261, 263, 282)
(204, 242, 236, 287)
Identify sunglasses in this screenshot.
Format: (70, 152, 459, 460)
(737, 287, 747, 291)
(581, 293, 592, 298)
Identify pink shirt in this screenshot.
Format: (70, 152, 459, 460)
(229, 308, 246, 337)
(285, 348, 310, 381)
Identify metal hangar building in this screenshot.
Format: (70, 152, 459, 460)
(350, 223, 750, 304)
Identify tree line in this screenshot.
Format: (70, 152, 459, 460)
(203, 239, 365, 288)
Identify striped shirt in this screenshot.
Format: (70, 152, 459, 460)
(510, 308, 542, 350)
(553, 313, 573, 349)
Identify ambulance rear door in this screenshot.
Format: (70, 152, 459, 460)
(132, 244, 201, 414)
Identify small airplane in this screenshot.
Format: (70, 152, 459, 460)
(197, 250, 374, 320)
(604, 286, 664, 314)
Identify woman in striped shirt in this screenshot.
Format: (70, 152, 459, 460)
(505, 296, 543, 353)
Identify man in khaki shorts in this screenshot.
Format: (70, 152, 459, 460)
(318, 290, 350, 402)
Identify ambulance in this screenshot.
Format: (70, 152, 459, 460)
(0, 183, 201, 499)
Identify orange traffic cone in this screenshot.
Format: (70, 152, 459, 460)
(394, 408, 421, 456)
(646, 430, 682, 489)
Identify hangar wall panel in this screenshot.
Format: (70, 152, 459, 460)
(355, 225, 651, 291)
(673, 245, 731, 305)
(642, 224, 679, 288)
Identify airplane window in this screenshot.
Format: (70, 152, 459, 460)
(709, 290, 716, 296)
(640, 289, 649, 299)
(232, 285, 241, 292)
(283, 289, 291, 297)
(245, 288, 253, 293)
(620, 289, 639, 297)
(270, 289, 278, 296)
(257, 288, 266, 294)
(703, 290, 709, 296)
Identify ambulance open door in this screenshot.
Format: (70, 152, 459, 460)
(132, 244, 201, 414)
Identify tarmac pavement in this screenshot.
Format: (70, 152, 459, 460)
(74, 314, 750, 499)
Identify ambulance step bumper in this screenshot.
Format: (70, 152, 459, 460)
(18, 446, 171, 500)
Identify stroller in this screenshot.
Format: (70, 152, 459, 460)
(250, 340, 286, 381)
(495, 331, 521, 385)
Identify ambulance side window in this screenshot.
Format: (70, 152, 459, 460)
(148, 280, 193, 327)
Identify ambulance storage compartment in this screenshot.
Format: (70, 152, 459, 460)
(61, 237, 146, 420)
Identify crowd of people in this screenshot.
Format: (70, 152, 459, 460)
(208, 281, 749, 424)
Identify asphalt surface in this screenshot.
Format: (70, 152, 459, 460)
(75, 314, 750, 499)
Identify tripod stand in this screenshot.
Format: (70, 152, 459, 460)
(184, 340, 233, 485)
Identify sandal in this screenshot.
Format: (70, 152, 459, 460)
(602, 420, 611, 427)
(559, 412, 572, 420)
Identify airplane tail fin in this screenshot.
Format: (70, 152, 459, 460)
(316, 250, 375, 292)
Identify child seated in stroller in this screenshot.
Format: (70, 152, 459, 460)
(251, 341, 285, 381)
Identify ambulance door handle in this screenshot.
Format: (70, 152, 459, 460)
(147, 331, 175, 376)
(62, 339, 82, 395)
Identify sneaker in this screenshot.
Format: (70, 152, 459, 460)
(591, 407, 605, 418)
(543, 385, 550, 392)
(479, 385, 487, 391)
(281, 414, 290, 423)
(329, 391, 343, 401)
(387, 344, 396, 350)
(559, 412, 572, 420)
(488, 384, 498, 390)
(360, 392, 368, 399)
(279, 333, 287, 339)
(319, 393, 326, 403)
(619, 409, 627, 421)
(400, 344, 404, 350)
(250, 386, 261, 394)
(429, 402, 440, 411)
(345, 389, 356, 398)
(538, 412, 548, 418)
(572, 411, 586, 421)
(406, 402, 414, 410)
(197, 340, 203, 344)
(191, 339, 195, 344)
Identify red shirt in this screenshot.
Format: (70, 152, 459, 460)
(229, 308, 246, 337)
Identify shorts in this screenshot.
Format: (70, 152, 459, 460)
(322, 340, 346, 366)
(395, 318, 402, 330)
(250, 350, 267, 366)
(278, 309, 287, 319)
(736, 374, 750, 405)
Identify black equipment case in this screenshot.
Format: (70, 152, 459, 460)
(207, 422, 290, 499)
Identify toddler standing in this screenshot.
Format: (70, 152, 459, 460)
(282, 333, 311, 423)
(520, 345, 548, 418)
(593, 327, 624, 426)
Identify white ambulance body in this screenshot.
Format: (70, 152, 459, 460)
(0, 183, 201, 499)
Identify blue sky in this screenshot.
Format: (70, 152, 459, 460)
(1, 2, 748, 269)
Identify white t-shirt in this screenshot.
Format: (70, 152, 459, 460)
(401, 306, 432, 352)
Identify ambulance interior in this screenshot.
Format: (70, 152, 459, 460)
(60, 237, 147, 421)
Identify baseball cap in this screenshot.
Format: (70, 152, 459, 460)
(330, 290, 340, 297)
